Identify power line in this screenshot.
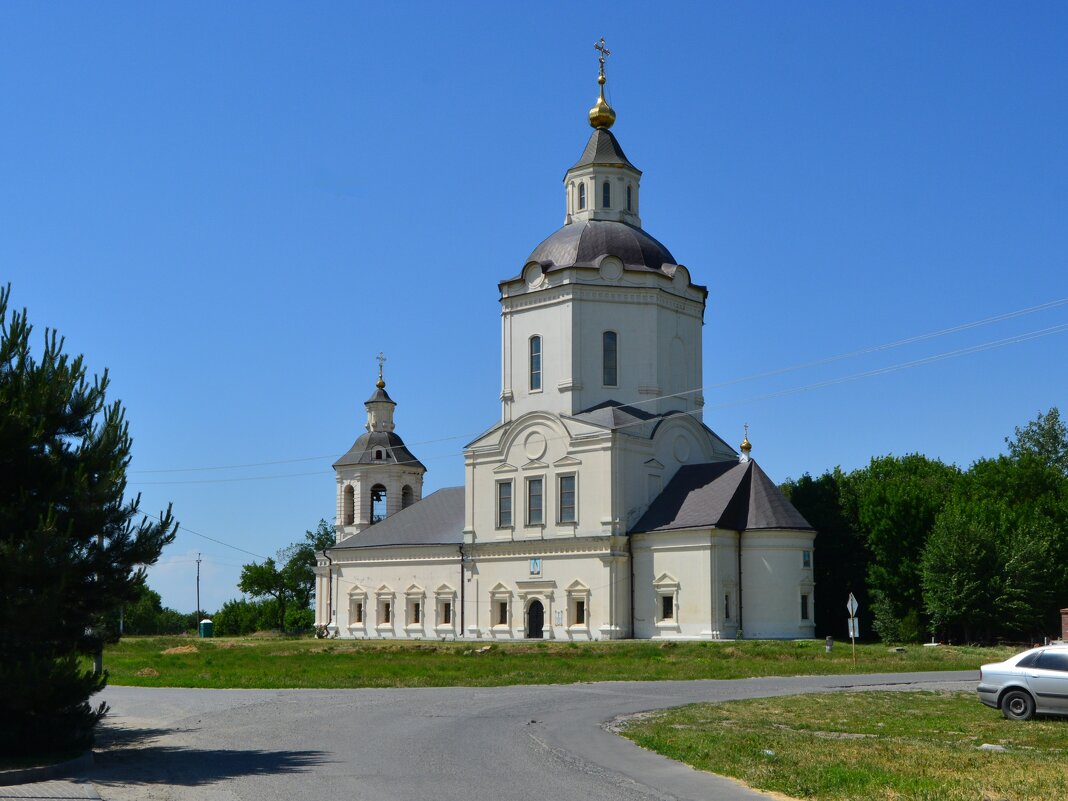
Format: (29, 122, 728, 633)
(128, 316, 1068, 487)
(128, 295, 1068, 480)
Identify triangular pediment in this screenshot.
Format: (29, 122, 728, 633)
(347, 584, 366, 597)
(565, 579, 589, 592)
(405, 583, 424, 596)
(435, 583, 456, 595)
(644, 458, 665, 470)
(376, 584, 394, 595)
(493, 462, 518, 474)
(653, 573, 679, 589)
(522, 459, 548, 470)
(553, 455, 582, 467)
(489, 581, 511, 594)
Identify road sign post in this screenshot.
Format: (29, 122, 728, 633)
(846, 593, 859, 667)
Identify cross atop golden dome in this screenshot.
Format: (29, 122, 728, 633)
(589, 37, 617, 130)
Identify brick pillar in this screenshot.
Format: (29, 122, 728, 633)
(1061, 608, 1068, 641)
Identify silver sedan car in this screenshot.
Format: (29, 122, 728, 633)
(977, 644, 1068, 720)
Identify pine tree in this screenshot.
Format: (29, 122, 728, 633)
(0, 285, 176, 756)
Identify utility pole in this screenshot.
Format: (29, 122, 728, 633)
(196, 552, 202, 625)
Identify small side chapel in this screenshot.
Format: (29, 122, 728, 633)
(315, 45, 815, 641)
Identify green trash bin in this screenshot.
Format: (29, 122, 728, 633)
(199, 619, 213, 638)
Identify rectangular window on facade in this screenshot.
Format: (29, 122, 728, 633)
(527, 477, 544, 525)
(354, 602, 363, 624)
(575, 600, 585, 626)
(803, 550, 812, 568)
(412, 602, 421, 624)
(558, 475, 576, 523)
(661, 595, 674, 620)
(801, 594, 810, 620)
(382, 602, 391, 624)
(497, 481, 512, 527)
(442, 602, 451, 625)
(497, 601, 508, 626)
(529, 336, 542, 391)
(602, 331, 617, 386)
(724, 594, 730, 621)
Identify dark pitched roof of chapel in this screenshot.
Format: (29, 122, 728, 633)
(330, 487, 465, 550)
(332, 431, 426, 471)
(632, 459, 813, 534)
(569, 128, 639, 172)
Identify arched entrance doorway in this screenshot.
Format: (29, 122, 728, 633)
(526, 599, 544, 639)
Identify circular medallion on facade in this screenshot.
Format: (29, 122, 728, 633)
(673, 435, 691, 463)
(524, 431, 548, 461)
(524, 263, 545, 289)
(598, 256, 623, 282)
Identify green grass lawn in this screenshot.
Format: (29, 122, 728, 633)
(100, 636, 1012, 689)
(620, 690, 1068, 801)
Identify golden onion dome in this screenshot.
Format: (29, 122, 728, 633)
(740, 436, 752, 453)
(589, 74, 616, 129)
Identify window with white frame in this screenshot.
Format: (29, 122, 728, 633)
(800, 593, 810, 621)
(435, 584, 456, 631)
(496, 480, 513, 528)
(802, 549, 812, 568)
(626, 183, 633, 211)
(489, 584, 512, 630)
(405, 585, 425, 629)
(558, 474, 576, 523)
(602, 180, 611, 208)
(529, 335, 542, 391)
(653, 574, 680, 627)
(348, 588, 366, 629)
(343, 484, 355, 525)
(566, 580, 590, 629)
(376, 587, 394, 628)
(602, 331, 618, 386)
(578, 182, 586, 210)
(526, 477, 544, 526)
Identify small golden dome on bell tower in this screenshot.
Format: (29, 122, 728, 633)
(588, 37, 616, 130)
(740, 423, 752, 461)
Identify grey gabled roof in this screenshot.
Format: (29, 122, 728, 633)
(632, 460, 813, 534)
(570, 399, 657, 430)
(330, 486, 464, 550)
(332, 431, 427, 471)
(569, 128, 639, 172)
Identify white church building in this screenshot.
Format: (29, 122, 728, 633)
(314, 53, 815, 641)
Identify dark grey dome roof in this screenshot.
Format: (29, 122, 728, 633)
(333, 431, 426, 471)
(526, 220, 676, 274)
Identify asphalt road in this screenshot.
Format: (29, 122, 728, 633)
(50, 671, 975, 801)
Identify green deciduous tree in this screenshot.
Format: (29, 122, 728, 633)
(0, 286, 177, 756)
(842, 454, 959, 642)
(235, 520, 334, 633)
(1006, 407, 1068, 476)
(781, 469, 870, 639)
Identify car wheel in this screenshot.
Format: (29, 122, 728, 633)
(1001, 689, 1036, 721)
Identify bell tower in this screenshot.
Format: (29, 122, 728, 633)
(332, 355, 426, 541)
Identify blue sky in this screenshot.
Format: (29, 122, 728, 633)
(3, 3, 1066, 614)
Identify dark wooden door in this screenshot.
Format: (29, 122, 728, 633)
(527, 600, 544, 639)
